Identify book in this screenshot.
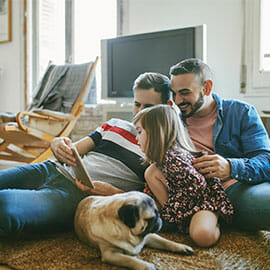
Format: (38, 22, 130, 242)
(71, 145, 94, 188)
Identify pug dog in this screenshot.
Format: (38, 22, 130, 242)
(74, 191, 194, 270)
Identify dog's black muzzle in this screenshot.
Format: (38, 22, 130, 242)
(140, 210, 163, 237)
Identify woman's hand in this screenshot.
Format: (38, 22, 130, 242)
(75, 178, 124, 196)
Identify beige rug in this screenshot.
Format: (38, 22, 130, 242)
(0, 229, 269, 270)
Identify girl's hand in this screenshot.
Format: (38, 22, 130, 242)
(75, 178, 124, 196)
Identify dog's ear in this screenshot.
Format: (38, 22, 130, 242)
(118, 204, 139, 228)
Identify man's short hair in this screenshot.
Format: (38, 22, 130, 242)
(132, 72, 171, 104)
(170, 58, 212, 86)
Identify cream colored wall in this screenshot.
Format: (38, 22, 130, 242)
(0, 0, 269, 114)
(0, 0, 24, 112)
(123, 0, 270, 113)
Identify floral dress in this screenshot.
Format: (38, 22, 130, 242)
(144, 149, 234, 233)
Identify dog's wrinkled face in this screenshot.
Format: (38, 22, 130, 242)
(118, 192, 162, 237)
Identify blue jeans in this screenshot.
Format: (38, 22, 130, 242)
(226, 181, 270, 231)
(0, 161, 87, 237)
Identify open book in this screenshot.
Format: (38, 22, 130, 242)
(71, 145, 94, 188)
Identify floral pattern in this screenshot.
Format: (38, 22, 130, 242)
(144, 149, 234, 233)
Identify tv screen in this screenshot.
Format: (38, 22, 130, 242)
(101, 25, 206, 101)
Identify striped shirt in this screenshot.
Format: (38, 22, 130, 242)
(57, 119, 147, 191)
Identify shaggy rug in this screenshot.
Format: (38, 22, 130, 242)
(0, 229, 269, 270)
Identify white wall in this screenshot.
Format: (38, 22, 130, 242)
(123, 0, 270, 112)
(0, 0, 24, 113)
(0, 0, 269, 113)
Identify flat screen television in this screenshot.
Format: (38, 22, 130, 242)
(101, 25, 206, 102)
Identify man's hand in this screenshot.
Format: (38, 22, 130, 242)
(192, 154, 231, 179)
(75, 179, 124, 196)
(50, 137, 76, 166)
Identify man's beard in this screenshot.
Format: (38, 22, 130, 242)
(179, 92, 204, 118)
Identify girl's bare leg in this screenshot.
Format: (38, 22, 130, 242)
(189, 210, 220, 247)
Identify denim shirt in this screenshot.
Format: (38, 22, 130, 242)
(212, 93, 270, 184)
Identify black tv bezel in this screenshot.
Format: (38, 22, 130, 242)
(101, 25, 206, 102)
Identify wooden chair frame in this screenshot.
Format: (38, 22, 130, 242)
(0, 57, 98, 164)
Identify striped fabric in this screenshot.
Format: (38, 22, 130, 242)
(54, 118, 147, 191)
(89, 118, 147, 182)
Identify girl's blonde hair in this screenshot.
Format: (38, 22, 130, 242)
(133, 104, 198, 165)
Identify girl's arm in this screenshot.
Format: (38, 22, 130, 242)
(144, 163, 168, 207)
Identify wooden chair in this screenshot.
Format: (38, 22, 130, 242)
(0, 57, 98, 164)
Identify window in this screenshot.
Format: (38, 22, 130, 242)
(73, 0, 117, 103)
(261, 0, 270, 71)
(244, 0, 270, 95)
(28, 0, 117, 104)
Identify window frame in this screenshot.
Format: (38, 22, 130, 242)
(27, 0, 121, 105)
(244, 0, 270, 96)
(30, 0, 70, 88)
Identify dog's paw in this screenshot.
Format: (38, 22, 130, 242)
(170, 243, 194, 255)
(132, 261, 157, 270)
(141, 261, 157, 270)
(181, 244, 194, 255)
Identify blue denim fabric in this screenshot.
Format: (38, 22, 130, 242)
(0, 161, 87, 237)
(213, 93, 270, 184)
(212, 94, 270, 230)
(225, 181, 270, 231)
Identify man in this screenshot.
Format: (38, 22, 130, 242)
(52, 72, 171, 166)
(169, 58, 270, 231)
(51, 72, 171, 192)
(0, 72, 171, 237)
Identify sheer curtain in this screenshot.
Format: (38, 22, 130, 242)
(29, 0, 117, 103)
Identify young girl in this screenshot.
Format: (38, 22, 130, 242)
(133, 104, 234, 247)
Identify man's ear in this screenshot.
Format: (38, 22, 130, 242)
(203, 80, 213, 96)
